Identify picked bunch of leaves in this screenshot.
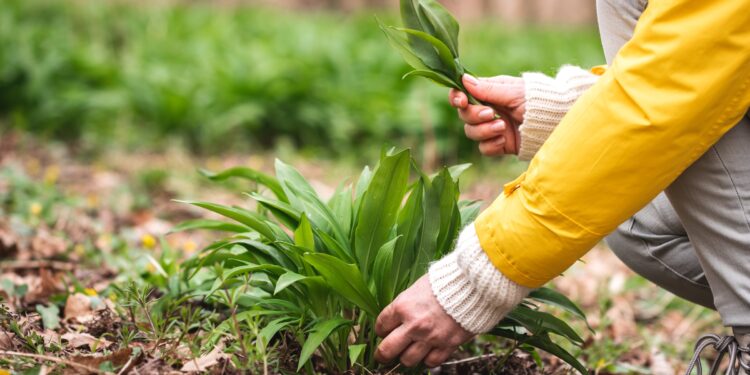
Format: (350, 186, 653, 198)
(379, 0, 482, 104)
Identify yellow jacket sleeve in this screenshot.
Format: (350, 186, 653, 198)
(474, 0, 750, 288)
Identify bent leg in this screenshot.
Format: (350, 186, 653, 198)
(665, 114, 750, 327)
(606, 193, 715, 309)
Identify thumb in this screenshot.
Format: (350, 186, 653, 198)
(462, 74, 515, 106)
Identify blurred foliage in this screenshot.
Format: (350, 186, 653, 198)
(0, 0, 603, 160)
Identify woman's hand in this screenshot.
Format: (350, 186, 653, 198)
(375, 275, 474, 368)
(449, 75, 526, 156)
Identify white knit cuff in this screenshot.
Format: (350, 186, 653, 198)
(518, 65, 599, 161)
(428, 224, 531, 334)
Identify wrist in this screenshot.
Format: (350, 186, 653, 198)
(428, 223, 531, 334)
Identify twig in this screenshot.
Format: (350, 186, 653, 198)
(0, 350, 105, 374)
(116, 350, 141, 375)
(0, 260, 75, 271)
(442, 353, 498, 366)
(383, 363, 401, 375)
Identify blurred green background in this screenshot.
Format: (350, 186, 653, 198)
(0, 0, 603, 162)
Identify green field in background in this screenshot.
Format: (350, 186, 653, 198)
(0, 0, 604, 161)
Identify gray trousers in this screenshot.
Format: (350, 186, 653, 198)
(597, 0, 750, 327)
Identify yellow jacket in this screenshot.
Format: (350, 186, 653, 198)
(474, 0, 750, 288)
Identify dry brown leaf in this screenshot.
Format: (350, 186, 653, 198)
(64, 293, 94, 322)
(69, 347, 133, 373)
(30, 230, 67, 258)
(40, 329, 61, 346)
(62, 332, 111, 351)
(180, 341, 228, 372)
(0, 330, 16, 350)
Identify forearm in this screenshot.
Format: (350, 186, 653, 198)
(518, 66, 600, 160)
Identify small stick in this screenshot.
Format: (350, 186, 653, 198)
(0, 350, 105, 374)
(442, 353, 498, 366)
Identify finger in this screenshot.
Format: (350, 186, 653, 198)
(478, 136, 506, 156)
(424, 347, 456, 368)
(464, 120, 505, 142)
(399, 342, 432, 368)
(463, 74, 516, 105)
(375, 302, 402, 338)
(457, 104, 496, 125)
(449, 89, 468, 109)
(375, 325, 412, 364)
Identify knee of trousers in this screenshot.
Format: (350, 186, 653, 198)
(605, 219, 653, 275)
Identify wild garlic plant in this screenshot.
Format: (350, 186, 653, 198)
(176, 149, 588, 373)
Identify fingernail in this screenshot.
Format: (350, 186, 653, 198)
(464, 74, 479, 86)
(491, 121, 505, 132)
(478, 108, 495, 120)
(453, 97, 462, 107)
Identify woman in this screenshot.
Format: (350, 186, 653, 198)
(375, 0, 750, 372)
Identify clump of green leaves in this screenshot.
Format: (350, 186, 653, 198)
(178, 149, 588, 373)
(379, 0, 481, 104)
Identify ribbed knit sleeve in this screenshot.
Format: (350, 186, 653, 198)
(518, 65, 600, 161)
(428, 223, 531, 334)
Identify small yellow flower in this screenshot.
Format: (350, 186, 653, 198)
(145, 262, 156, 273)
(86, 194, 99, 208)
(29, 201, 43, 216)
(43, 165, 60, 185)
(83, 288, 98, 297)
(141, 234, 157, 249)
(182, 240, 197, 254)
(0, 368, 12, 375)
(74, 244, 86, 256)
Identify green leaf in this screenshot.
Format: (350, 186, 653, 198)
(378, 20, 431, 72)
(275, 159, 348, 244)
(298, 317, 352, 371)
(447, 163, 471, 181)
(176, 200, 275, 240)
(170, 219, 248, 234)
(303, 253, 380, 317)
(529, 287, 592, 332)
(396, 27, 457, 78)
(274, 271, 309, 295)
(199, 167, 287, 202)
(372, 236, 400, 306)
(402, 69, 459, 89)
(249, 193, 301, 229)
(458, 200, 481, 227)
(411, 169, 458, 281)
(328, 184, 353, 237)
(258, 317, 296, 350)
(295, 214, 315, 251)
(491, 328, 588, 375)
(314, 228, 355, 263)
(417, 0, 460, 58)
(36, 304, 60, 330)
(348, 343, 367, 367)
(504, 305, 584, 345)
(354, 150, 410, 278)
(392, 181, 424, 291)
(399, 0, 446, 72)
